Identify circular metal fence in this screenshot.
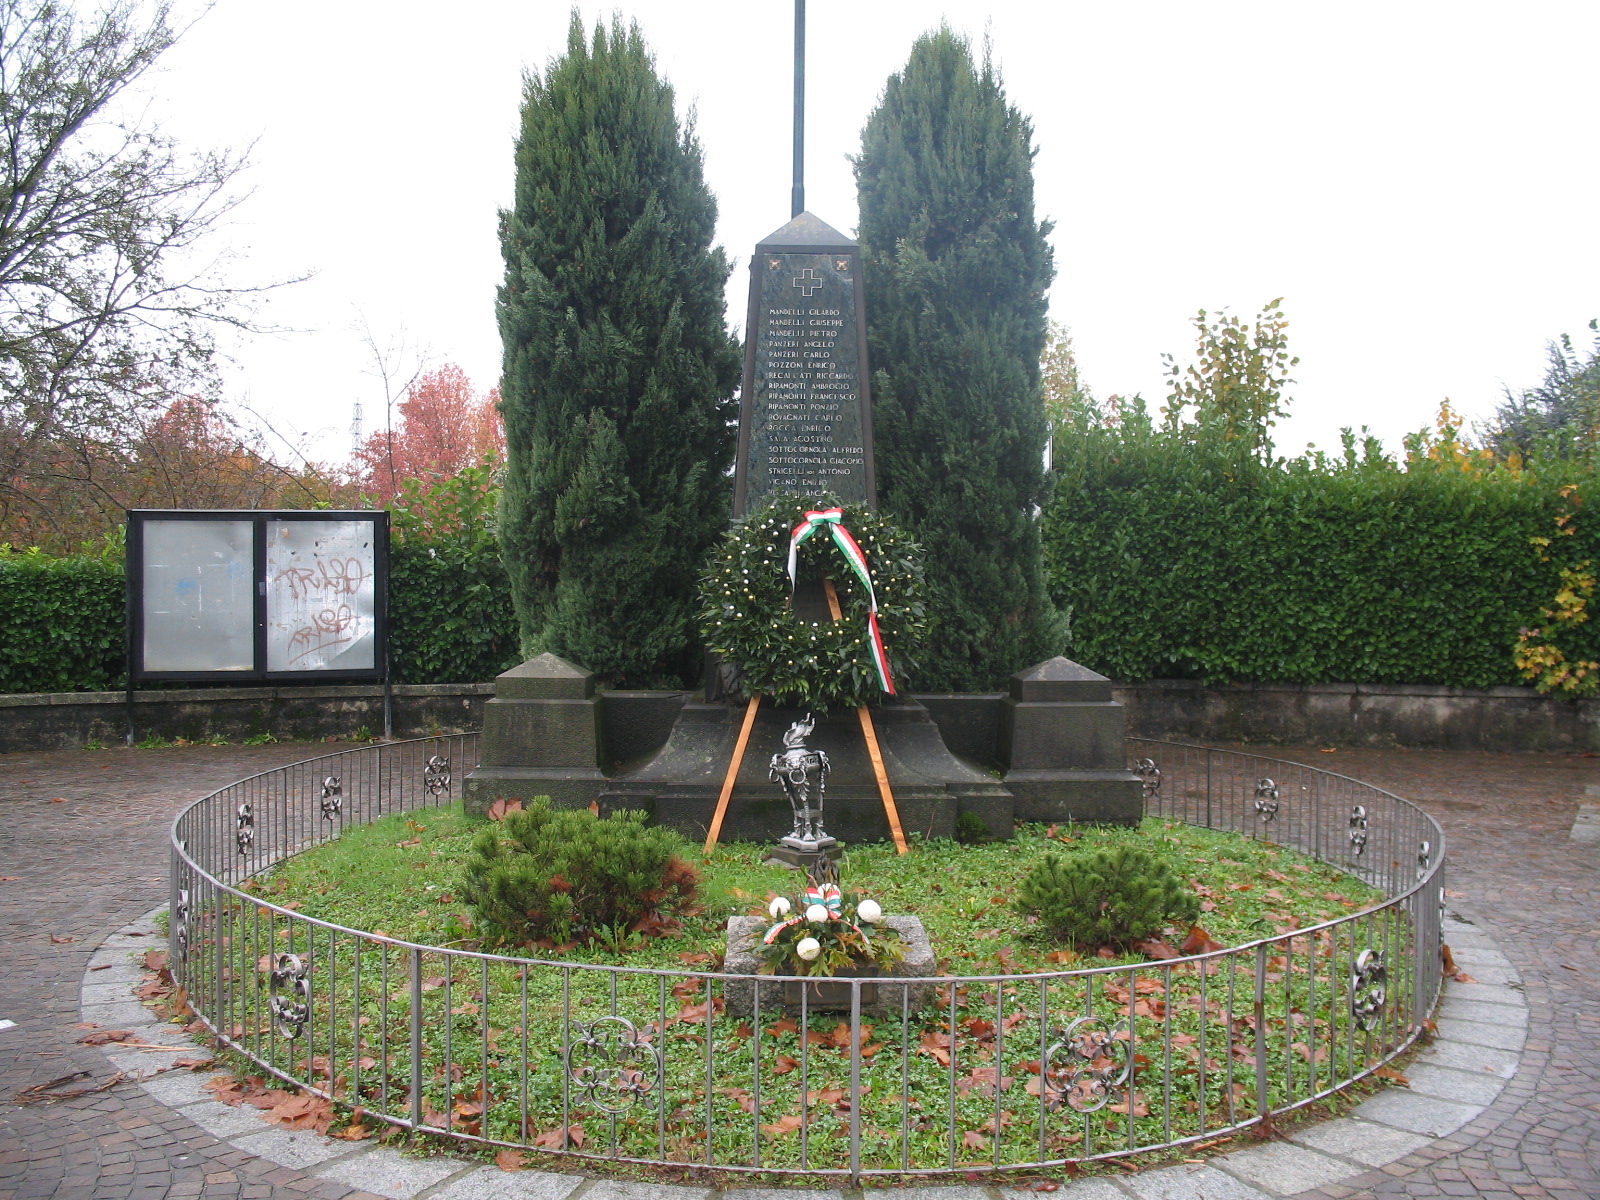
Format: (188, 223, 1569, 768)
(170, 734, 1445, 1183)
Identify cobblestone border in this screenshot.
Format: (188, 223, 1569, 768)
(80, 907, 1523, 1200)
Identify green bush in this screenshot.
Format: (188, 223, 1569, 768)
(1014, 844, 1199, 948)
(387, 466, 521, 685)
(0, 546, 125, 693)
(1044, 411, 1600, 687)
(459, 800, 700, 947)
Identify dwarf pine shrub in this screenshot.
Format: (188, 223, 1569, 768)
(1014, 844, 1199, 948)
(460, 800, 699, 947)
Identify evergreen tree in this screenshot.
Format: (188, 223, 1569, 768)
(497, 14, 740, 686)
(855, 27, 1064, 691)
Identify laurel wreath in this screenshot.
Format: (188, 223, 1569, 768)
(698, 495, 926, 710)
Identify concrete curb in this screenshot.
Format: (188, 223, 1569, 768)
(83, 907, 1522, 1200)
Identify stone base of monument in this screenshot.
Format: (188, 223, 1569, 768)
(996, 658, 1146, 826)
(721, 915, 935, 1016)
(460, 653, 1145, 832)
(462, 653, 607, 818)
(599, 699, 1014, 844)
(765, 841, 839, 874)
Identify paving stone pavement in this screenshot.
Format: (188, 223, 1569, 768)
(1, 740, 1595, 1199)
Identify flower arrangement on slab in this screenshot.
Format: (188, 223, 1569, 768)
(756, 879, 906, 977)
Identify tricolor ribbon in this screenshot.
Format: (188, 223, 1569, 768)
(787, 508, 896, 695)
(761, 882, 871, 952)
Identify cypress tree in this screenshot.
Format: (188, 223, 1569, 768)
(497, 14, 740, 687)
(855, 27, 1064, 690)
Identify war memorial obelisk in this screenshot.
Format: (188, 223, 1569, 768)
(465, 1, 1144, 835)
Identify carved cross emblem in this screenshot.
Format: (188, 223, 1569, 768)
(791, 268, 823, 296)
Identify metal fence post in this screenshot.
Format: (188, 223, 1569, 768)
(1253, 943, 1270, 1119)
(410, 946, 424, 1127)
(849, 980, 863, 1186)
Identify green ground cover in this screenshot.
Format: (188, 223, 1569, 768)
(205, 810, 1408, 1173)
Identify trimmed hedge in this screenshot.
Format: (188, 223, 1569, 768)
(0, 549, 125, 693)
(5, 441, 1597, 696)
(1043, 423, 1600, 687)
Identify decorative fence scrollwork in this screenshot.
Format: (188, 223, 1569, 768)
(1350, 948, 1388, 1032)
(173, 886, 190, 967)
(268, 952, 310, 1039)
(1417, 840, 1432, 881)
(1254, 777, 1280, 822)
(1134, 757, 1161, 798)
(235, 802, 254, 854)
(1349, 805, 1369, 857)
(566, 1016, 666, 1114)
(319, 776, 342, 820)
(1042, 1014, 1133, 1113)
(423, 755, 451, 796)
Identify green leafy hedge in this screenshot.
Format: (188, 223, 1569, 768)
(0, 547, 126, 693)
(1043, 417, 1600, 687)
(387, 468, 522, 685)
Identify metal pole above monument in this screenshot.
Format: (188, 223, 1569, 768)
(732, 0, 876, 518)
(792, 0, 805, 219)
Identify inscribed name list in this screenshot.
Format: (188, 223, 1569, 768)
(741, 251, 869, 508)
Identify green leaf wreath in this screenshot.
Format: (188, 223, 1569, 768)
(698, 495, 926, 710)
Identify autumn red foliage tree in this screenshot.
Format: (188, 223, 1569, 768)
(350, 364, 504, 505)
(1, 395, 340, 552)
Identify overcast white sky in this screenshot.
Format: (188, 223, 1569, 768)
(146, 1, 1598, 467)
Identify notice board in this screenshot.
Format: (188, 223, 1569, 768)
(127, 510, 388, 682)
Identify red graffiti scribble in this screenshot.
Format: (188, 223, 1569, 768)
(275, 557, 367, 601)
(286, 606, 356, 665)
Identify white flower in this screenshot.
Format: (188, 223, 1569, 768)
(795, 937, 822, 961)
(768, 896, 792, 919)
(857, 899, 882, 924)
(805, 903, 830, 924)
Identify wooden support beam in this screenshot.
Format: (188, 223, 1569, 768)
(704, 694, 761, 855)
(824, 578, 908, 855)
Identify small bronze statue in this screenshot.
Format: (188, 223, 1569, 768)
(770, 714, 834, 852)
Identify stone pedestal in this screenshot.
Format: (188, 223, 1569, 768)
(998, 657, 1144, 826)
(462, 653, 606, 817)
(600, 699, 1013, 844)
(721, 915, 935, 1016)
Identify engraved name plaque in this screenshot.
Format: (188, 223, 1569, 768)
(733, 212, 876, 515)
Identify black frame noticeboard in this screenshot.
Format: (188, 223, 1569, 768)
(126, 509, 389, 684)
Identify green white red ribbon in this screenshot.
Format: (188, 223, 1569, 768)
(787, 508, 896, 695)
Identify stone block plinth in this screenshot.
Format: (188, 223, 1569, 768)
(999, 657, 1144, 826)
(463, 654, 606, 816)
(721, 915, 935, 1016)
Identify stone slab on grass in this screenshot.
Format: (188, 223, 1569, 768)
(78, 999, 159, 1028)
(1350, 1090, 1483, 1137)
(315, 1146, 467, 1198)
(1290, 1117, 1431, 1167)
(428, 1171, 585, 1200)
(1215, 1141, 1354, 1195)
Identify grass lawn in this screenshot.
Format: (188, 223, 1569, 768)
(205, 807, 1411, 1173)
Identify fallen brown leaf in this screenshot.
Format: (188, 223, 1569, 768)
(77, 1029, 134, 1046)
(495, 1148, 528, 1171)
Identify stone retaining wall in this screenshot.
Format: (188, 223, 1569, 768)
(2, 677, 1594, 754)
